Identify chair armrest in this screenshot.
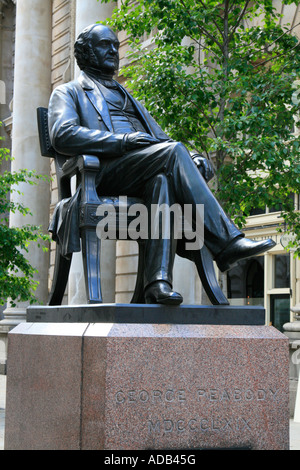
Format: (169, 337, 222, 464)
(62, 155, 100, 177)
(78, 155, 101, 172)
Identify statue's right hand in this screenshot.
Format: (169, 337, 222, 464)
(124, 132, 160, 150)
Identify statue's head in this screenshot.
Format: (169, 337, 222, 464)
(74, 24, 119, 75)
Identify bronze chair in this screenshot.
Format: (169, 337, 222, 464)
(37, 106, 229, 306)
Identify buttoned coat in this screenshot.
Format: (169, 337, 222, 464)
(48, 71, 170, 159)
(47, 71, 215, 260)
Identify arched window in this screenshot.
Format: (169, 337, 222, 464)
(227, 256, 264, 306)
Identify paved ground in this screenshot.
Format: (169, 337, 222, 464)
(0, 374, 299, 450)
(290, 419, 300, 450)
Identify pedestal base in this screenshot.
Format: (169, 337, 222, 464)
(26, 303, 265, 325)
(4, 321, 289, 450)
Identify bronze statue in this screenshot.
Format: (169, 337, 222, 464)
(48, 24, 275, 305)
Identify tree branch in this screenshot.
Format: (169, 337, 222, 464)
(252, 40, 300, 69)
(266, 21, 300, 50)
(197, 0, 225, 39)
(174, 82, 218, 138)
(228, 0, 251, 43)
(178, 0, 224, 52)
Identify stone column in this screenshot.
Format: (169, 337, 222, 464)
(283, 307, 300, 418)
(68, 0, 117, 305)
(0, 0, 52, 372)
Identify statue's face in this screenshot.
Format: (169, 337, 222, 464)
(89, 26, 120, 74)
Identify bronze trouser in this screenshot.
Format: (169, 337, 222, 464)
(97, 141, 241, 288)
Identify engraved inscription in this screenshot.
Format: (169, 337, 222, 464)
(115, 389, 186, 404)
(114, 386, 279, 437)
(148, 417, 251, 435)
(115, 387, 279, 404)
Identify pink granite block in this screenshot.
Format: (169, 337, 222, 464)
(4, 322, 289, 450)
(81, 324, 289, 450)
(5, 323, 88, 450)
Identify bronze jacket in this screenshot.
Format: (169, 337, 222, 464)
(48, 71, 170, 158)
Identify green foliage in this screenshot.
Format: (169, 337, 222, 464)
(100, 0, 300, 255)
(0, 138, 50, 307)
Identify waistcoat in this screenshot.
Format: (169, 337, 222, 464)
(96, 81, 147, 134)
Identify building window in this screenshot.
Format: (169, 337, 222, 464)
(227, 256, 264, 306)
(249, 207, 265, 216)
(246, 259, 264, 300)
(267, 252, 291, 331)
(248, 193, 298, 216)
(270, 294, 290, 332)
(268, 193, 295, 213)
(274, 254, 290, 289)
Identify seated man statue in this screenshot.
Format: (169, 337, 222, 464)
(48, 24, 275, 305)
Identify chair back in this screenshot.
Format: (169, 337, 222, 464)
(37, 107, 56, 158)
(37, 107, 72, 199)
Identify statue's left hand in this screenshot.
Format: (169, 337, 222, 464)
(192, 154, 214, 182)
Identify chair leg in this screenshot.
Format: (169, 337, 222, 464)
(131, 241, 145, 304)
(81, 228, 103, 304)
(193, 245, 229, 305)
(48, 244, 72, 306)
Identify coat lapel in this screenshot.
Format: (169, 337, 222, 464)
(78, 72, 113, 132)
(78, 72, 159, 137)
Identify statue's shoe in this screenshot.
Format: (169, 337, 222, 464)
(145, 281, 183, 305)
(215, 237, 276, 272)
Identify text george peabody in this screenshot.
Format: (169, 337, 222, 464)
(115, 387, 279, 404)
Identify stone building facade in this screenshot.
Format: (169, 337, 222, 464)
(0, 0, 299, 373)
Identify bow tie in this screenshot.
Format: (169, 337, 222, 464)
(97, 78, 120, 89)
(84, 70, 120, 89)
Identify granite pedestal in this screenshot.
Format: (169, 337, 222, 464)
(4, 306, 289, 450)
